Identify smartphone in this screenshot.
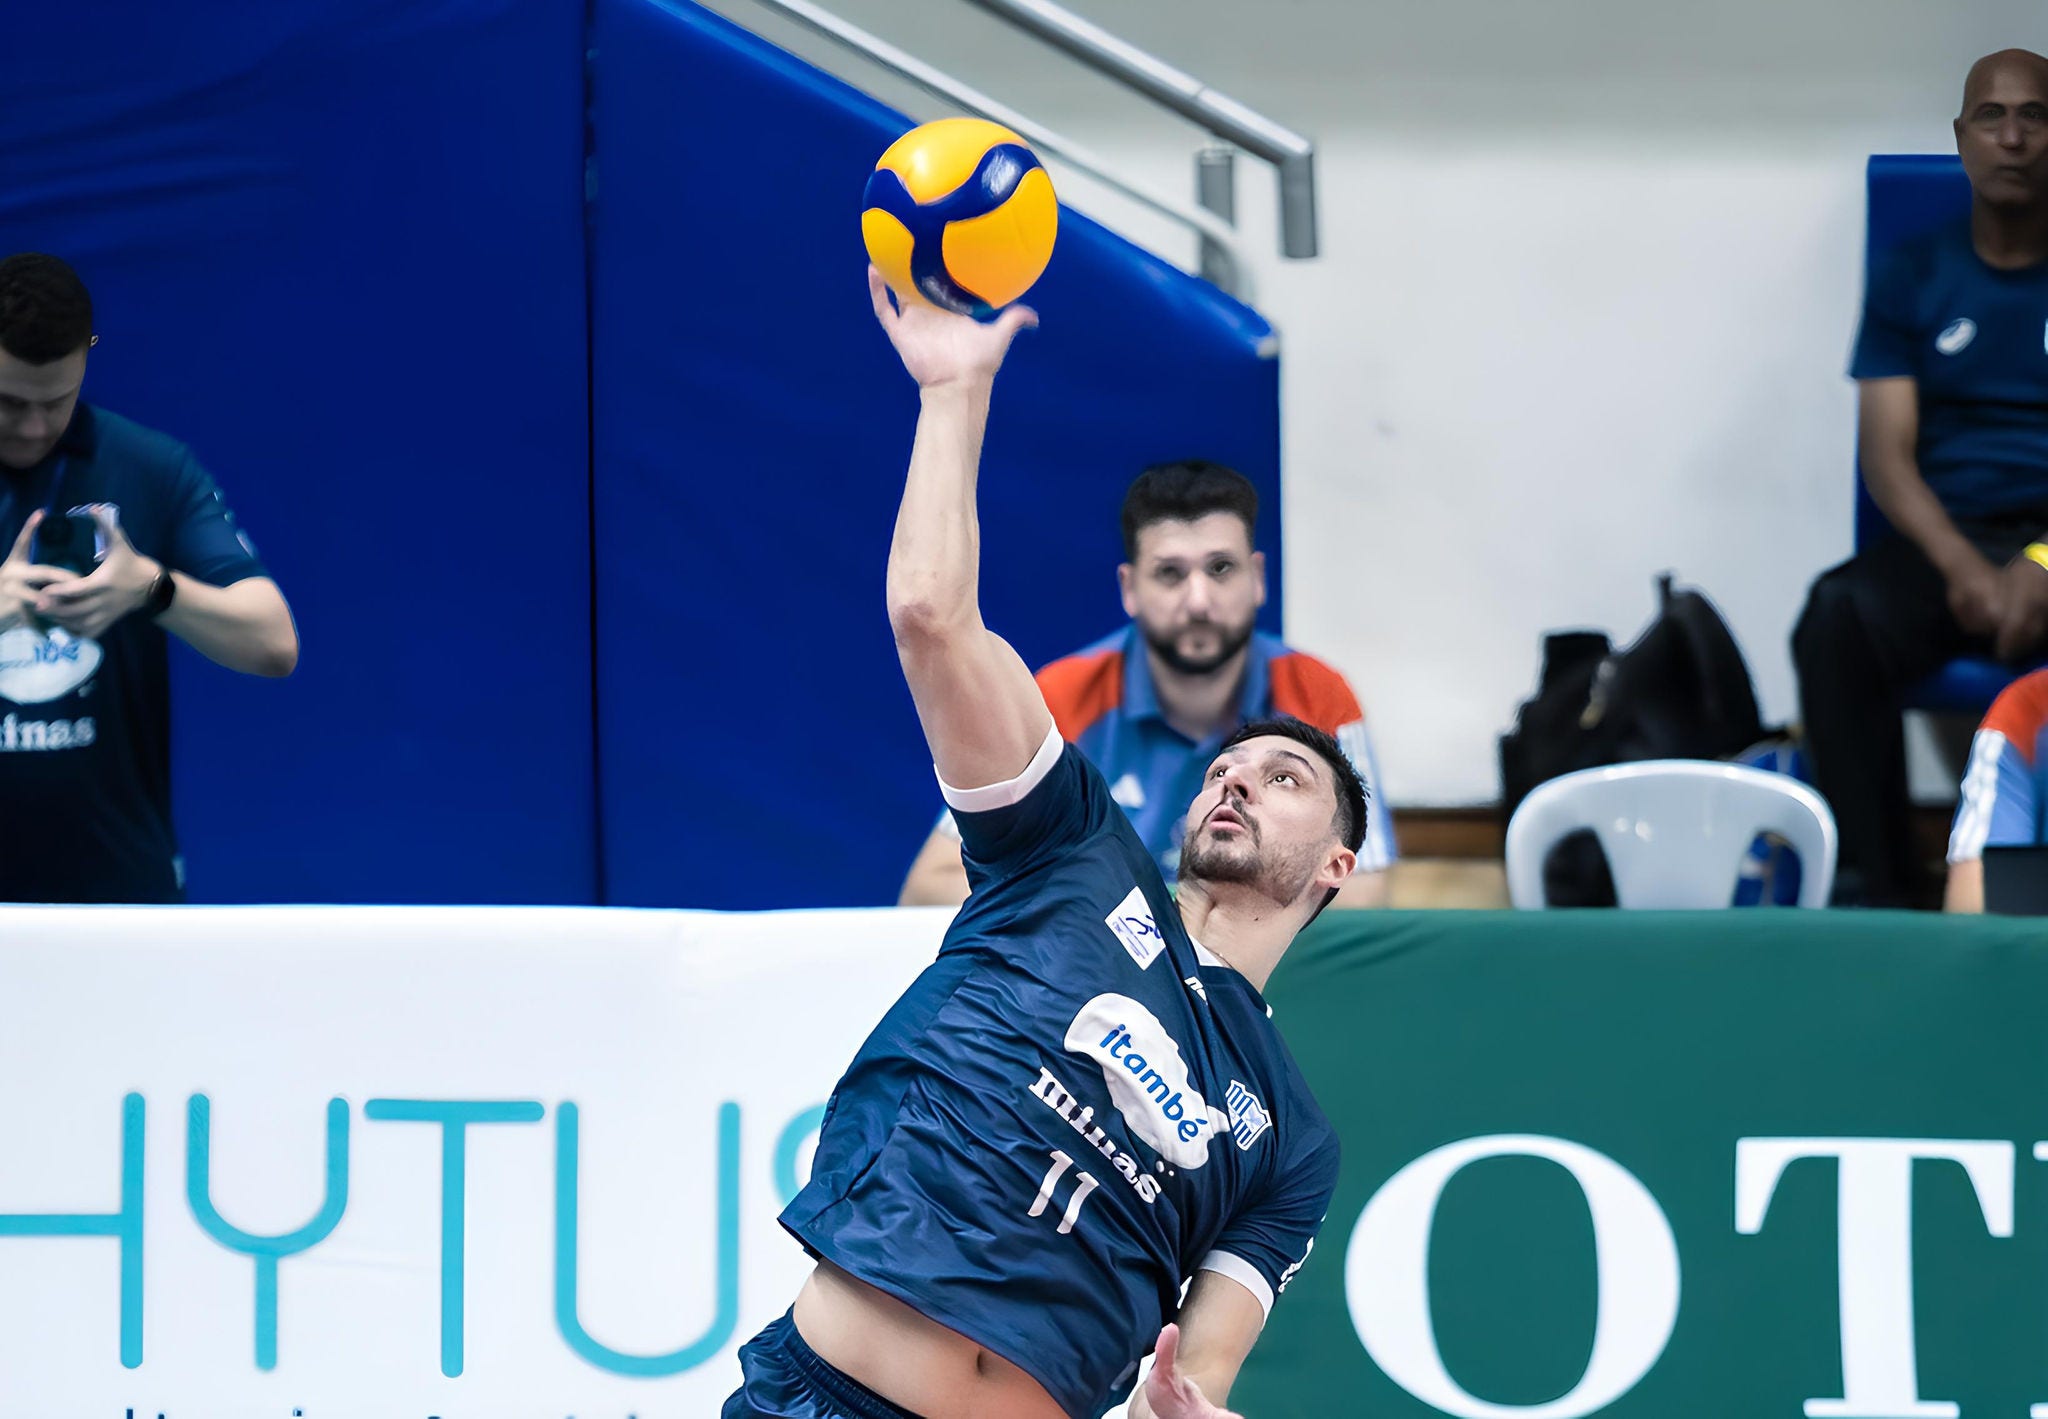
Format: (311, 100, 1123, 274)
(29, 511, 105, 578)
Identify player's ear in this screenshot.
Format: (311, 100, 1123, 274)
(1318, 841, 1356, 893)
(1118, 562, 1137, 617)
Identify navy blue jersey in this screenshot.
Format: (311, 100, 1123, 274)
(0, 404, 267, 902)
(781, 729, 1340, 1419)
(1851, 219, 2048, 519)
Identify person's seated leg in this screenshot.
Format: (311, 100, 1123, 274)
(1793, 537, 1970, 906)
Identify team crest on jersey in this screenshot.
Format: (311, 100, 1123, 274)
(1105, 886, 1164, 970)
(1225, 1079, 1272, 1151)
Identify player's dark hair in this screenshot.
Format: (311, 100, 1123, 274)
(0, 254, 94, 365)
(1120, 460, 1258, 561)
(1219, 714, 1369, 923)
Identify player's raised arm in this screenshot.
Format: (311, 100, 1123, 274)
(872, 265, 1055, 790)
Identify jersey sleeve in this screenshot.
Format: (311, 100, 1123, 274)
(1948, 729, 2037, 862)
(162, 447, 268, 586)
(1950, 674, 2048, 861)
(1849, 245, 1920, 381)
(942, 727, 1117, 887)
(1196, 1124, 1340, 1318)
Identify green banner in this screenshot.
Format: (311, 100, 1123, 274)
(1240, 909, 2048, 1418)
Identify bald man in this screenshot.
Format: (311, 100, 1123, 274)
(1793, 49, 2048, 907)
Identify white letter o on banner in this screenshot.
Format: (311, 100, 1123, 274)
(1345, 1134, 1680, 1418)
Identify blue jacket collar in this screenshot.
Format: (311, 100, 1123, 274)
(1117, 624, 1276, 743)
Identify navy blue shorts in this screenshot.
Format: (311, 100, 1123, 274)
(722, 1310, 926, 1419)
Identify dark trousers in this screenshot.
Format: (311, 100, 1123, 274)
(1793, 512, 2047, 905)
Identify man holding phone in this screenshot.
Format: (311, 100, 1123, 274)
(0, 253, 298, 903)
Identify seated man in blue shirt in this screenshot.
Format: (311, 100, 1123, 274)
(1793, 49, 2048, 906)
(726, 271, 1358, 1419)
(900, 462, 1396, 908)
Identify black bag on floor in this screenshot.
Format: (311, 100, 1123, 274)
(1499, 574, 1767, 905)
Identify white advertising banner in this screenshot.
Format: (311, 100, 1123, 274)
(0, 904, 954, 1418)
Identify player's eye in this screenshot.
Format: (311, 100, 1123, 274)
(1209, 559, 1236, 578)
(1155, 566, 1185, 585)
(1211, 764, 1227, 779)
(1272, 771, 1297, 786)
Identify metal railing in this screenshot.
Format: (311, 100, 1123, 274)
(960, 0, 1317, 272)
(739, 0, 1318, 299)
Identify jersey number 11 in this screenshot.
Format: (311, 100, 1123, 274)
(1028, 1149, 1100, 1236)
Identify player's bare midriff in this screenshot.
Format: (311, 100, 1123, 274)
(792, 1259, 1070, 1419)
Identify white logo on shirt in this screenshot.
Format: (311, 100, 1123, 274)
(1105, 886, 1164, 970)
(1226, 1079, 1273, 1151)
(0, 627, 102, 704)
(1109, 772, 1146, 809)
(1065, 993, 1228, 1168)
(1935, 318, 1977, 355)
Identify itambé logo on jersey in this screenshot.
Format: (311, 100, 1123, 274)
(0, 625, 103, 705)
(1063, 993, 1229, 1169)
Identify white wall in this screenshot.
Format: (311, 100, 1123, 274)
(708, 0, 2048, 803)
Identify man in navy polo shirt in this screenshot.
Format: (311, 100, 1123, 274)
(899, 462, 1396, 908)
(0, 253, 298, 903)
(1793, 49, 2048, 906)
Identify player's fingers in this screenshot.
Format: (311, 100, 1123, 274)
(993, 303, 1038, 340)
(867, 264, 899, 328)
(87, 502, 131, 549)
(1152, 1321, 1181, 1378)
(7, 510, 42, 563)
(36, 578, 92, 604)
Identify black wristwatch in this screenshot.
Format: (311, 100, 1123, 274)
(144, 565, 176, 618)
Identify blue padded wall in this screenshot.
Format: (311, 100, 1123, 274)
(0, 1, 597, 902)
(588, 0, 1286, 908)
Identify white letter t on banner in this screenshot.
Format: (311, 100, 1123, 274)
(1736, 1138, 2013, 1419)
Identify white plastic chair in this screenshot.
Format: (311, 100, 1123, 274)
(1505, 760, 1837, 909)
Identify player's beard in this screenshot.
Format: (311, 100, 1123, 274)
(1181, 810, 1321, 903)
(1141, 613, 1255, 677)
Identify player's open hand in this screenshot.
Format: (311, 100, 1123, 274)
(34, 504, 161, 641)
(867, 264, 1036, 391)
(1141, 1324, 1244, 1419)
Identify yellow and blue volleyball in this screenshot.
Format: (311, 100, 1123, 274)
(862, 118, 1058, 317)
